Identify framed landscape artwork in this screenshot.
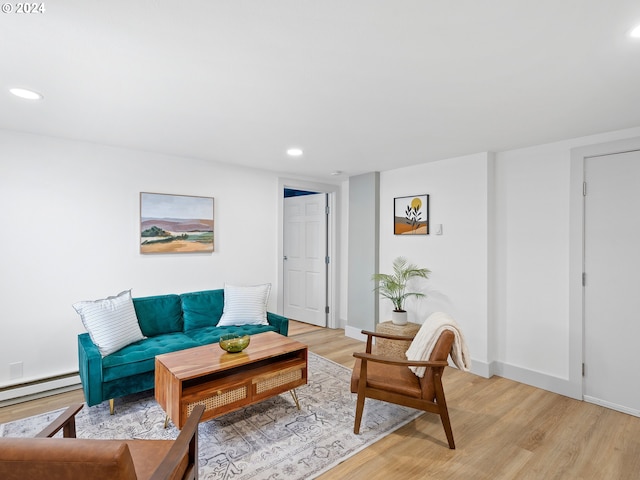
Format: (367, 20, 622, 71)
(140, 192, 214, 254)
(394, 194, 429, 235)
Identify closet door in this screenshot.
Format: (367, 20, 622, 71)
(583, 150, 640, 416)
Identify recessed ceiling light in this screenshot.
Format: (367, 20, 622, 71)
(331, 171, 343, 176)
(10, 87, 43, 100)
(287, 148, 303, 157)
(631, 24, 640, 38)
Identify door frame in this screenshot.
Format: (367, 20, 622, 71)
(277, 177, 340, 329)
(569, 136, 640, 401)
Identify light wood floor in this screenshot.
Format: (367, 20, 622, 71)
(2, 321, 639, 479)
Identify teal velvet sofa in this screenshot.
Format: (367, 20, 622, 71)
(77, 289, 288, 410)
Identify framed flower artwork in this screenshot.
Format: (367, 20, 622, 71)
(394, 194, 429, 235)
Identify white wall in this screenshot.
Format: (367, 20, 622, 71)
(373, 126, 640, 398)
(0, 130, 286, 389)
(347, 173, 380, 332)
(378, 153, 492, 375)
(494, 126, 640, 398)
(493, 143, 573, 390)
(5, 123, 640, 402)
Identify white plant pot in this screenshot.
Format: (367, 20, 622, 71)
(391, 310, 408, 325)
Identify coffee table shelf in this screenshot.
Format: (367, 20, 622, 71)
(155, 331, 308, 428)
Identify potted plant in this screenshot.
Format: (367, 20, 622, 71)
(372, 256, 431, 325)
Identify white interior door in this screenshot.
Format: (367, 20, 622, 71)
(283, 193, 327, 327)
(584, 150, 640, 417)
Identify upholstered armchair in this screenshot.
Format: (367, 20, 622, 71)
(0, 403, 205, 480)
(351, 329, 456, 449)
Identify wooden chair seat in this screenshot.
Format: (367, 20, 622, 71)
(351, 359, 423, 398)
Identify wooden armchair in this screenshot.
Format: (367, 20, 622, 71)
(0, 403, 205, 480)
(351, 329, 456, 449)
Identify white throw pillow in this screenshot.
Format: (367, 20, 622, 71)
(73, 289, 145, 357)
(218, 283, 271, 326)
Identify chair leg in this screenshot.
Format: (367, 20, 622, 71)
(439, 405, 455, 449)
(63, 415, 77, 438)
(434, 373, 455, 449)
(354, 392, 366, 434)
(109, 399, 115, 415)
(354, 360, 369, 435)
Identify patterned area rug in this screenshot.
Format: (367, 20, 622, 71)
(1, 353, 420, 479)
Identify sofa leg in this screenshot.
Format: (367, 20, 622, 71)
(109, 399, 114, 415)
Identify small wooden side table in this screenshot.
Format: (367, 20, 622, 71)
(375, 321, 421, 358)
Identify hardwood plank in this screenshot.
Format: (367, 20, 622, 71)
(1, 320, 640, 479)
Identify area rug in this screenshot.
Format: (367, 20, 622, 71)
(0, 353, 421, 480)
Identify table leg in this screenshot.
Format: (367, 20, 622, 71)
(290, 389, 301, 410)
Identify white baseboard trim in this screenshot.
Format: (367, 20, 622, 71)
(491, 361, 581, 400)
(0, 374, 82, 407)
(467, 360, 491, 379)
(344, 325, 367, 342)
(584, 395, 640, 418)
(343, 327, 584, 399)
(335, 317, 347, 330)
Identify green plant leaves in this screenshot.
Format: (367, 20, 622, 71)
(372, 256, 430, 311)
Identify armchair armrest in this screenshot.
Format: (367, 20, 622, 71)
(149, 404, 205, 480)
(360, 329, 416, 341)
(35, 403, 84, 438)
(360, 329, 417, 354)
(353, 352, 448, 369)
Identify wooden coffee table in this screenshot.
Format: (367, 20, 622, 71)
(155, 331, 308, 429)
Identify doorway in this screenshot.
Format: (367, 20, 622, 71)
(277, 179, 339, 329)
(283, 190, 328, 327)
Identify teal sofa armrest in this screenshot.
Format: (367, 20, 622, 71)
(267, 312, 289, 336)
(78, 333, 104, 407)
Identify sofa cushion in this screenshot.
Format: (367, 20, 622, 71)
(218, 283, 271, 326)
(180, 290, 224, 331)
(133, 294, 183, 337)
(102, 332, 199, 382)
(73, 290, 145, 357)
(183, 324, 277, 346)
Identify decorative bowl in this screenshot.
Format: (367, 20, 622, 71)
(219, 334, 250, 353)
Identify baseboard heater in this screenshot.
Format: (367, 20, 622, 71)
(0, 371, 81, 407)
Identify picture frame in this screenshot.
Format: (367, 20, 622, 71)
(140, 192, 214, 254)
(394, 194, 429, 235)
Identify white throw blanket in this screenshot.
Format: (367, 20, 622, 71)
(405, 312, 471, 377)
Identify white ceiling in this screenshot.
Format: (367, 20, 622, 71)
(3, 1, 640, 180)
